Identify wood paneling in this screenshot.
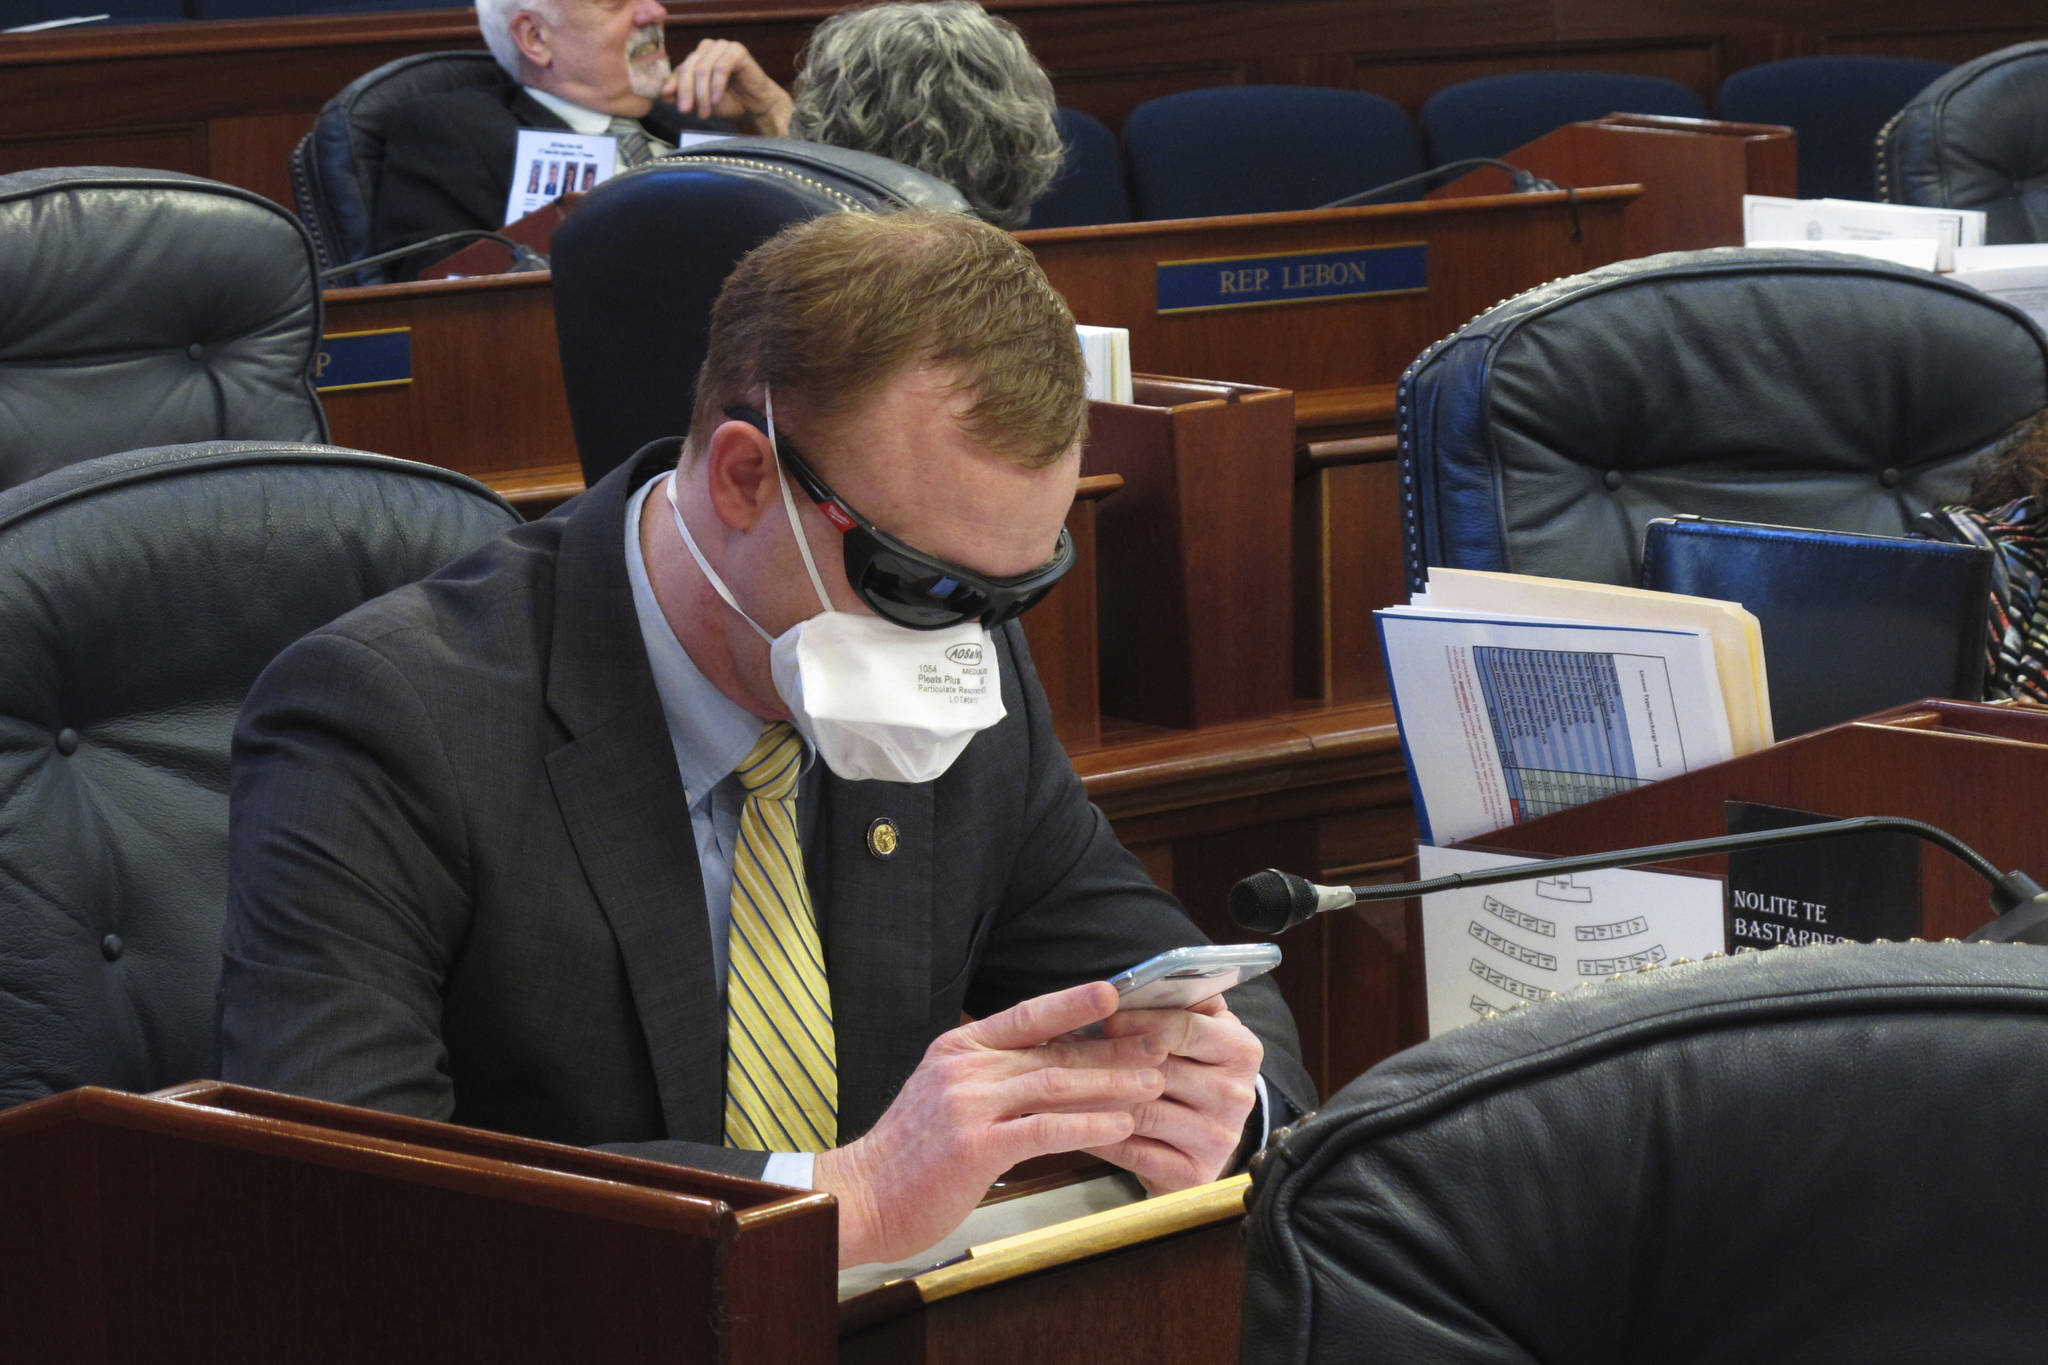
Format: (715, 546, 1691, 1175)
(0, 1, 2041, 210)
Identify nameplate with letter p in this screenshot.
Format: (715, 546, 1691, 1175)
(1154, 242, 1427, 316)
(315, 327, 413, 393)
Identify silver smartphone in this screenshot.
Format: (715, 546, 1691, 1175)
(1107, 943, 1281, 1012)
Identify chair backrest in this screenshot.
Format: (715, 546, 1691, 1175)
(0, 441, 522, 1111)
(1716, 55, 1951, 201)
(1878, 39, 2048, 245)
(1242, 941, 2048, 1364)
(1026, 107, 1131, 229)
(549, 137, 969, 488)
(1421, 70, 1708, 165)
(1122, 85, 1423, 220)
(0, 167, 327, 495)
(1399, 247, 2048, 590)
(288, 51, 512, 285)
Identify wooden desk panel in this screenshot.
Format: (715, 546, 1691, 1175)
(320, 273, 574, 481)
(1456, 702, 2048, 943)
(0, 1083, 839, 1364)
(1020, 189, 1633, 432)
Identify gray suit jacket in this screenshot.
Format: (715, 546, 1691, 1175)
(219, 441, 1314, 1177)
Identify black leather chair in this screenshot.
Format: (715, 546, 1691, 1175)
(1400, 247, 2048, 591)
(0, 167, 327, 494)
(289, 51, 512, 285)
(0, 441, 521, 1111)
(1878, 40, 2048, 245)
(1242, 940, 2048, 1364)
(549, 137, 969, 488)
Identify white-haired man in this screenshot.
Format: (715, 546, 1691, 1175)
(370, 0, 791, 278)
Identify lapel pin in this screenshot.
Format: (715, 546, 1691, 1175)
(866, 817, 900, 860)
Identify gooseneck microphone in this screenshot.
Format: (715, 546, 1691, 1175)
(1316, 157, 1561, 210)
(319, 230, 548, 283)
(1227, 816, 2048, 946)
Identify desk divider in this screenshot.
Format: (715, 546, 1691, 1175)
(1085, 377, 1297, 730)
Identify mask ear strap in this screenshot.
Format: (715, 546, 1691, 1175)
(667, 468, 774, 644)
(765, 386, 839, 615)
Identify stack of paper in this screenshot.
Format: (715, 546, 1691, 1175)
(1741, 194, 1986, 272)
(1076, 324, 1132, 404)
(1949, 243, 2048, 331)
(1378, 568, 1772, 845)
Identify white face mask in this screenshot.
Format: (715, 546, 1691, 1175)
(663, 390, 1007, 783)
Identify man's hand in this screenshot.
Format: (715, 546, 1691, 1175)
(665, 39, 794, 137)
(813, 981, 1166, 1267)
(1082, 995, 1264, 1195)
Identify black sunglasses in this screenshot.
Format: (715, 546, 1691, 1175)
(725, 405, 1074, 631)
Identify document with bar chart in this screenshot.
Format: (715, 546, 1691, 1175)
(1378, 603, 1741, 846)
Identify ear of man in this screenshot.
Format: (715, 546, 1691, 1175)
(510, 11, 552, 70)
(702, 417, 783, 534)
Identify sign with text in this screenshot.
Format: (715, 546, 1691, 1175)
(1154, 242, 1427, 315)
(1723, 801, 1921, 949)
(315, 327, 411, 393)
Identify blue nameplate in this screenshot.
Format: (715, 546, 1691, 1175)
(315, 327, 412, 393)
(1155, 242, 1427, 315)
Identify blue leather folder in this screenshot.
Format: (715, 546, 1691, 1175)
(1639, 515, 1992, 740)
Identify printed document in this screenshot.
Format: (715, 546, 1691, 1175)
(1378, 609, 1735, 845)
(1742, 194, 1985, 271)
(1417, 845, 1725, 1035)
(504, 129, 618, 225)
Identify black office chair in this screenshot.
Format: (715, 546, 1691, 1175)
(1877, 40, 2048, 245)
(549, 137, 969, 489)
(1242, 940, 2048, 1363)
(1400, 247, 2048, 591)
(0, 167, 327, 494)
(0, 441, 521, 1111)
(289, 51, 513, 285)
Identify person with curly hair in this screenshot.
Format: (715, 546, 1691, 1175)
(789, 2, 1065, 229)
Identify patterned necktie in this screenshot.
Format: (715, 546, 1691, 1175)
(723, 722, 837, 1152)
(606, 116, 653, 169)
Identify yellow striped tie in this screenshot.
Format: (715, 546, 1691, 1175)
(723, 722, 837, 1152)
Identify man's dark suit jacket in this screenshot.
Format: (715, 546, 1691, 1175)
(371, 84, 727, 280)
(219, 441, 1316, 1177)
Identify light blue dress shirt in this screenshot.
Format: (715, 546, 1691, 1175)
(624, 474, 817, 1188)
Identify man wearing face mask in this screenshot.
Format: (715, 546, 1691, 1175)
(369, 0, 793, 279)
(220, 210, 1315, 1267)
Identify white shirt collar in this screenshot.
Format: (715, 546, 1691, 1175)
(523, 85, 620, 136)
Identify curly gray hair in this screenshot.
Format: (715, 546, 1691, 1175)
(789, 2, 1064, 230)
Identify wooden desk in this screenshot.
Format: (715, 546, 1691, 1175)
(0, 1082, 838, 1363)
(320, 272, 575, 493)
(1019, 188, 1634, 446)
(1432, 114, 1797, 259)
(1456, 700, 2048, 943)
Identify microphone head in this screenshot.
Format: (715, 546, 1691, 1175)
(1229, 868, 1320, 934)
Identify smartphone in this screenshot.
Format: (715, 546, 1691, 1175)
(1106, 943, 1281, 1012)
